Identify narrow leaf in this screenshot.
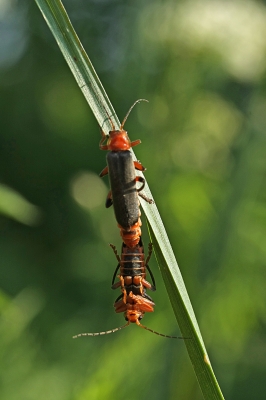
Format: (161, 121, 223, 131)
(35, 1, 225, 398)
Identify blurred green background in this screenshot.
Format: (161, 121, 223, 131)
(1, 0, 266, 399)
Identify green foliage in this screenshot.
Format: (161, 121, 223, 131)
(35, 0, 225, 397)
(1, 0, 266, 399)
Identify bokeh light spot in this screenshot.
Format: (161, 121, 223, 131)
(70, 171, 107, 210)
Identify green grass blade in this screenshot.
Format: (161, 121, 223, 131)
(35, 1, 225, 398)
(35, 0, 119, 133)
(140, 181, 225, 399)
(147, 216, 224, 399)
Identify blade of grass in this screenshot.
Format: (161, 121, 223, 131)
(35, 0, 119, 133)
(147, 217, 224, 399)
(34, 1, 225, 398)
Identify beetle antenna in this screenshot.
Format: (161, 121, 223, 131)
(73, 322, 130, 338)
(137, 321, 186, 339)
(120, 99, 149, 129)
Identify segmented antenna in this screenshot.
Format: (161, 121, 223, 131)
(73, 322, 130, 338)
(120, 99, 149, 129)
(137, 321, 182, 339)
(102, 108, 116, 131)
(101, 98, 148, 133)
(73, 321, 189, 339)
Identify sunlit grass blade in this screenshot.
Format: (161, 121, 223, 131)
(35, 0, 225, 398)
(35, 0, 119, 134)
(146, 217, 224, 399)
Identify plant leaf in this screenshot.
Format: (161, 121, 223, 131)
(147, 217, 224, 399)
(35, 0, 119, 133)
(35, 1, 225, 398)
